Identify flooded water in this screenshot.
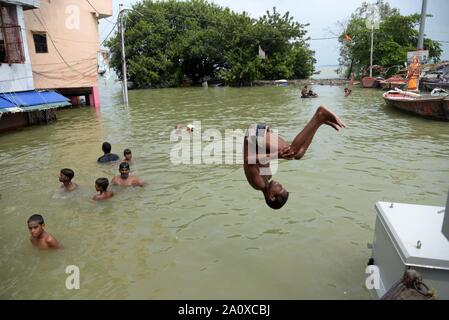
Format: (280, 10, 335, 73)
(313, 65, 342, 79)
(1, 79, 448, 299)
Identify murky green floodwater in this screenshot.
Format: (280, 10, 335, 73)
(1, 79, 448, 299)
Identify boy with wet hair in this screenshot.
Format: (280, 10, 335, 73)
(123, 149, 133, 163)
(59, 168, 78, 192)
(93, 177, 114, 200)
(97, 142, 120, 163)
(27, 214, 62, 249)
(111, 162, 145, 187)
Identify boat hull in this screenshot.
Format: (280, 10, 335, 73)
(383, 92, 449, 120)
(380, 81, 406, 91)
(379, 77, 407, 91)
(361, 77, 380, 88)
(362, 77, 376, 88)
(421, 81, 449, 92)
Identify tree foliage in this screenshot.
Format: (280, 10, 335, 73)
(337, 0, 442, 78)
(106, 0, 315, 88)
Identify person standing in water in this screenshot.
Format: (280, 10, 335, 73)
(27, 214, 62, 250)
(111, 162, 145, 187)
(93, 177, 114, 200)
(122, 149, 133, 164)
(97, 142, 120, 163)
(59, 168, 78, 192)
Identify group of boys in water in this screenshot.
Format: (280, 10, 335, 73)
(28, 100, 346, 250)
(28, 142, 145, 249)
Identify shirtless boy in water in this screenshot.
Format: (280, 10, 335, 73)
(111, 162, 145, 187)
(243, 106, 346, 209)
(27, 214, 62, 249)
(59, 168, 78, 192)
(93, 177, 114, 200)
(122, 149, 133, 164)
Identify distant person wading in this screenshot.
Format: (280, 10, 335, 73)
(97, 142, 120, 163)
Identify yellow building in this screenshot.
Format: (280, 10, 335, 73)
(24, 0, 112, 107)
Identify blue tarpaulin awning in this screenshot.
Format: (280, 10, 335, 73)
(0, 90, 71, 113)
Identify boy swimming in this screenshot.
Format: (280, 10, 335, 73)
(111, 162, 145, 187)
(59, 168, 78, 192)
(122, 149, 133, 163)
(93, 177, 114, 200)
(27, 214, 62, 250)
(97, 142, 120, 163)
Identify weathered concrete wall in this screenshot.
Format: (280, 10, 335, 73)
(0, 5, 35, 92)
(0, 112, 29, 133)
(23, 0, 113, 89)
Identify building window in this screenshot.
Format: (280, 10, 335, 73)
(0, 5, 24, 63)
(33, 33, 48, 53)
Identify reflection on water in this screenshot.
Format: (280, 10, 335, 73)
(0, 79, 448, 299)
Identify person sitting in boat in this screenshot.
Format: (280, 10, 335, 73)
(243, 106, 346, 210)
(308, 90, 318, 97)
(301, 86, 318, 98)
(301, 85, 309, 97)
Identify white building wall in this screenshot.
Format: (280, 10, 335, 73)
(0, 4, 34, 93)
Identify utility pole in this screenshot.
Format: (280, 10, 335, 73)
(417, 0, 428, 50)
(366, 3, 380, 78)
(370, 25, 374, 78)
(119, 4, 129, 105)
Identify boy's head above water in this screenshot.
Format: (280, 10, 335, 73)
(27, 214, 45, 238)
(95, 177, 109, 192)
(123, 148, 132, 160)
(119, 162, 130, 179)
(102, 142, 112, 154)
(59, 168, 74, 182)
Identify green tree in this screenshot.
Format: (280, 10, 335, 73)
(338, 0, 442, 79)
(106, 0, 314, 88)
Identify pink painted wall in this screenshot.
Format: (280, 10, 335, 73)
(23, 0, 112, 89)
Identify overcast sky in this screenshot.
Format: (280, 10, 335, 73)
(100, 0, 449, 66)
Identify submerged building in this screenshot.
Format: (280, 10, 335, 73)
(0, 0, 69, 133)
(23, 0, 112, 107)
(0, 0, 113, 133)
